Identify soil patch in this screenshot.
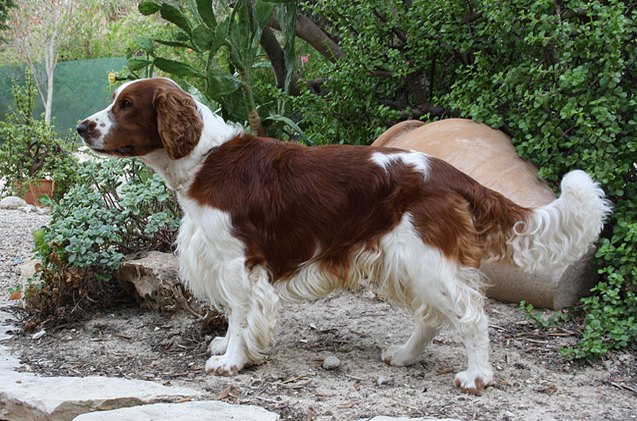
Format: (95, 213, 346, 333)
(3, 292, 636, 421)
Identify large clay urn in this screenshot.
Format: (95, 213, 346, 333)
(371, 119, 598, 309)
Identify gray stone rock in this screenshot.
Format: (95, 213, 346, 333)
(117, 252, 182, 311)
(0, 197, 28, 210)
(0, 373, 203, 421)
(73, 400, 280, 421)
(19, 258, 40, 285)
(322, 355, 341, 370)
(0, 310, 204, 421)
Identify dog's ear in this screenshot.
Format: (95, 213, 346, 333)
(154, 86, 203, 160)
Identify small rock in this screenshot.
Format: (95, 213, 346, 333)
(35, 206, 51, 215)
(322, 355, 341, 370)
(377, 375, 393, 386)
(19, 258, 40, 284)
(117, 252, 181, 310)
(0, 196, 27, 210)
(32, 330, 46, 340)
(358, 417, 463, 421)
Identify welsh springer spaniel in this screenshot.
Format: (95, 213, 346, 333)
(77, 78, 610, 394)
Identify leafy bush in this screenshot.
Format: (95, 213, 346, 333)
(126, 0, 300, 139)
(25, 156, 180, 327)
(295, 0, 636, 359)
(0, 71, 78, 198)
(438, 0, 637, 360)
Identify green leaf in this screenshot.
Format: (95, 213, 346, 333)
(153, 58, 204, 78)
(211, 18, 230, 55)
(154, 39, 193, 49)
(196, 0, 216, 28)
(264, 114, 312, 145)
(134, 37, 154, 55)
(160, 3, 192, 34)
(191, 24, 215, 52)
(248, 0, 275, 63)
(254, 1, 276, 35)
(206, 72, 242, 99)
(127, 58, 152, 71)
(138, 0, 161, 15)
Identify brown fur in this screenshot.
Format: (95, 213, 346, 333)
(79, 79, 202, 158)
(154, 83, 203, 159)
(188, 135, 531, 283)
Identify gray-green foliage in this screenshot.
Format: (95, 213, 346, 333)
(37, 157, 180, 274)
(0, 0, 15, 38)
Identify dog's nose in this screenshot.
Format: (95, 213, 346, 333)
(76, 123, 88, 137)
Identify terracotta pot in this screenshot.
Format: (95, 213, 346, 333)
(13, 179, 55, 206)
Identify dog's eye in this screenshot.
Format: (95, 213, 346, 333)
(121, 99, 132, 109)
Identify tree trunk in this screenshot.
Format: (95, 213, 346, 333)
(260, 27, 300, 95)
(44, 68, 54, 124)
(270, 11, 343, 62)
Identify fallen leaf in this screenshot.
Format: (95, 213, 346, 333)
(217, 384, 233, 400)
(9, 290, 22, 300)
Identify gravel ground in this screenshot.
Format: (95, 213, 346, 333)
(0, 208, 50, 306)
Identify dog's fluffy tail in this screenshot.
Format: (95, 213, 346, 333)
(503, 170, 612, 272)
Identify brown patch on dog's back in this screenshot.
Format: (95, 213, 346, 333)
(188, 136, 531, 282)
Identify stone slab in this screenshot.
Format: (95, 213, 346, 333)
(73, 400, 280, 421)
(117, 251, 182, 310)
(372, 119, 598, 309)
(0, 372, 203, 421)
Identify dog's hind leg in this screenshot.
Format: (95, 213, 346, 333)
(382, 305, 441, 367)
(431, 267, 493, 394)
(208, 334, 229, 355)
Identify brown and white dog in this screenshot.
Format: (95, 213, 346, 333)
(77, 78, 610, 394)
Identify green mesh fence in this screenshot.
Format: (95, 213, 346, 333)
(0, 57, 126, 137)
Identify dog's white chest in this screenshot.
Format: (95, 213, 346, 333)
(176, 201, 247, 305)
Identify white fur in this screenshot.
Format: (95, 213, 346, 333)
(177, 200, 279, 373)
(371, 150, 431, 179)
(137, 81, 242, 192)
(508, 170, 612, 272)
(275, 214, 492, 390)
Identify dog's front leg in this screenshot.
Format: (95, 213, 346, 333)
(205, 304, 249, 376)
(205, 265, 279, 376)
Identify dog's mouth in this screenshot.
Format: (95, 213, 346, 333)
(90, 145, 135, 156)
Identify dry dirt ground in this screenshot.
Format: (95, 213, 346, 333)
(3, 291, 636, 421)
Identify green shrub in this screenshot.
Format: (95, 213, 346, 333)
(439, 0, 637, 359)
(25, 157, 180, 326)
(0, 71, 79, 199)
(295, 0, 636, 359)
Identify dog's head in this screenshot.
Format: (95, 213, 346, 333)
(76, 78, 203, 160)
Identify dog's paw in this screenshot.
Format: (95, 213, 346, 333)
(205, 354, 245, 376)
(381, 344, 419, 367)
(208, 335, 229, 355)
(453, 369, 493, 395)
